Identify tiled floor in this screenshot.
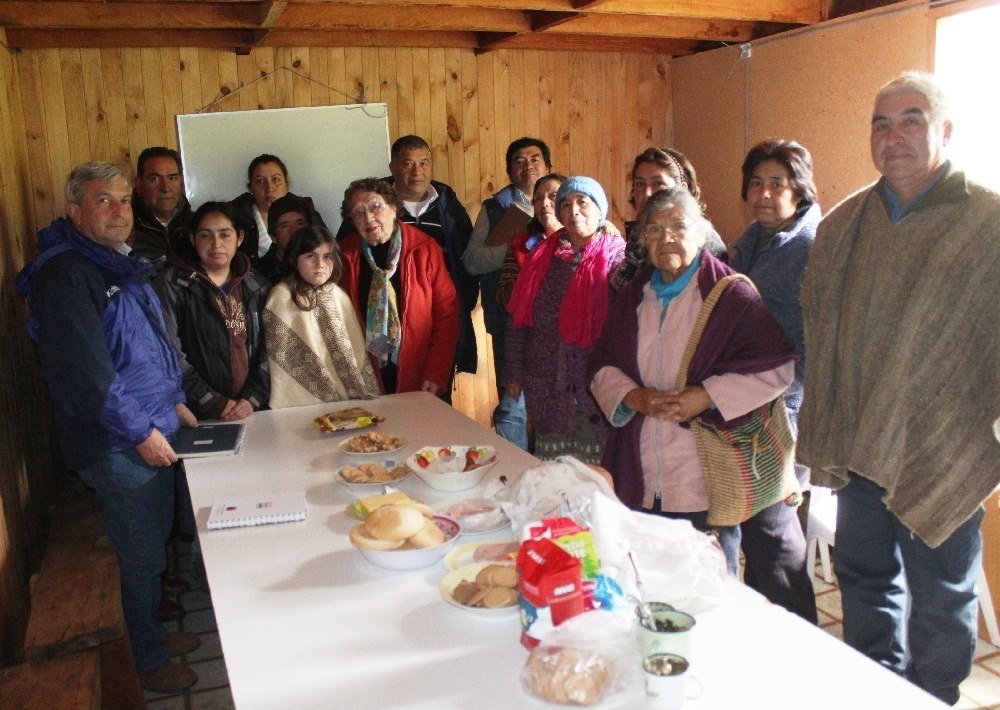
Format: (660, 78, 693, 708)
(809, 568, 1000, 709)
(146, 539, 235, 710)
(149, 539, 1000, 709)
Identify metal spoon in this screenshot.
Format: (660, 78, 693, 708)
(628, 551, 655, 630)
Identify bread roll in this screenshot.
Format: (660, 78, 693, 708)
(407, 518, 446, 549)
(399, 501, 435, 518)
(349, 524, 405, 551)
(524, 646, 612, 706)
(363, 504, 425, 541)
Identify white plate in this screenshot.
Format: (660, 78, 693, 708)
(439, 562, 520, 616)
(444, 540, 519, 571)
(441, 498, 511, 535)
(314, 407, 385, 433)
(335, 463, 409, 488)
(338, 433, 407, 457)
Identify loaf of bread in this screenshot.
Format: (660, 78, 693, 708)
(523, 646, 612, 706)
(349, 503, 449, 552)
(407, 518, 446, 549)
(363, 505, 426, 542)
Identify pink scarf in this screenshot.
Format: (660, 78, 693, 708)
(506, 224, 621, 349)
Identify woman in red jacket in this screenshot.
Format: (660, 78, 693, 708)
(338, 178, 459, 396)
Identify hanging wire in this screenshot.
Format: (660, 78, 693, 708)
(197, 65, 386, 117)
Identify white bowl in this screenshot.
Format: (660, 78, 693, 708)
(354, 515, 461, 570)
(406, 446, 499, 492)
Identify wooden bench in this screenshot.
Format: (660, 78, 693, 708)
(15, 475, 146, 709)
(0, 650, 101, 710)
(24, 481, 123, 661)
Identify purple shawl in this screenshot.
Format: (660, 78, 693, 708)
(587, 250, 796, 510)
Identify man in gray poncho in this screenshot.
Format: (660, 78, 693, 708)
(799, 71, 1000, 705)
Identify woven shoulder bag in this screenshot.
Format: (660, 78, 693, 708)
(677, 273, 801, 527)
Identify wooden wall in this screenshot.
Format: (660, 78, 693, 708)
(672, 1, 930, 242)
(0, 29, 63, 666)
(0, 42, 672, 667)
(13, 46, 672, 237)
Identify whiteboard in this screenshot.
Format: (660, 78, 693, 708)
(176, 104, 390, 234)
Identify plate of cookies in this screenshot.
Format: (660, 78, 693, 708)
(439, 562, 520, 616)
(336, 461, 409, 487)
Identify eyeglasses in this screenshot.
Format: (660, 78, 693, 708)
(350, 200, 388, 221)
(643, 222, 691, 240)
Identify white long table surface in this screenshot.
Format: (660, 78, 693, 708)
(184, 392, 946, 709)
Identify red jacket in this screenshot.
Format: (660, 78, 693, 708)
(340, 223, 460, 394)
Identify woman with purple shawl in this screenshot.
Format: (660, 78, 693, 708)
(588, 187, 796, 578)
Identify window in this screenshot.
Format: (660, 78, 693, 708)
(935, 4, 1000, 190)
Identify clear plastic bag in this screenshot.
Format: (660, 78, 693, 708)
(521, 611, 641, 706)
(486, 456, 614, 533)
(590, 491, 728, 614)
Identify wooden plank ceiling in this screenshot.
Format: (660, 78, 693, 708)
(0, 1, 899, 55)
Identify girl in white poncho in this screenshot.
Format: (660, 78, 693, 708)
(263, 225, 380, 408)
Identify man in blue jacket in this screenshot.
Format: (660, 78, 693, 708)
(17, 162, 201, 694)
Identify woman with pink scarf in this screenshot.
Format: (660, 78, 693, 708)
(503, 177, 625, 463)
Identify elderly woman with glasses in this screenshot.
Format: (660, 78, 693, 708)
(338, 178, 459, 396)
(588, 186, 799, 579)
(503, 176, 625, 463)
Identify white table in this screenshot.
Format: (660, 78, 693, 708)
(185, 392, 946, 709)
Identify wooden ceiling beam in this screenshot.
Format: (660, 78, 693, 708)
(544, 14, 794, 42)
(530, 11, 580, 32)
(3, 27, 258, 48)
(569, 0, 821, 24)
(2, 0, 823, 24)
(252, 2, 288, 53)
(259, 2, 288, 27)
(0, 1, 260, 28)
(478, 30, 705, 54)
(277, 3, 531, 32)
(260, 28, 479, 48)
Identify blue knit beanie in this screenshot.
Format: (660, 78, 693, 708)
(556, 176, 608, 221)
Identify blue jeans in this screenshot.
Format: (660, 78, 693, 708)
(836, 473, 982, 705)
(493, 390, 528, 451)
(79, 450, 175, 675)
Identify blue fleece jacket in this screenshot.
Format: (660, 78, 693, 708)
(17, 218, 185, 471)
(729, 203, 820, 416)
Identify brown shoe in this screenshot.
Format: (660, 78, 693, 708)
(139, 660, 198, 694)
(164, 631, 201, 656)
(162, 576, 190, 596)
(158, 597, 185, 621)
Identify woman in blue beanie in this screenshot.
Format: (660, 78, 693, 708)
(503, 177, 625, 463)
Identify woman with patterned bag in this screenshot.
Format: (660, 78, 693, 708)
(588, 186, 805, 590)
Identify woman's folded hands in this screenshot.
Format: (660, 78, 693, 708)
(623, 385, 710, 423)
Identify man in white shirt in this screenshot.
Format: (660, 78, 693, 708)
(462, 137, 552, 449)
(386, 135, 479, 391)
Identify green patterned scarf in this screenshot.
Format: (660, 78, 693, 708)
(362, 227, 402, 367)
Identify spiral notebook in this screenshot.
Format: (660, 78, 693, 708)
(207, 491, 307, 530)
